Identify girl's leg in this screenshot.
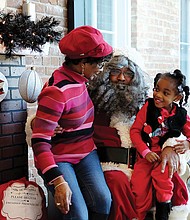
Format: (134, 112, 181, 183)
(74, 150, 112, 219)
(151, 163, 173, 203)
(131, 158, 154, 220)
(152, 164, 173, 220)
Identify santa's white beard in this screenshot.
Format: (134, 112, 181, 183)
(95, 82, 141, 117)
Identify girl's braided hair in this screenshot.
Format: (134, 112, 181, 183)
(154, 69, 190, 107)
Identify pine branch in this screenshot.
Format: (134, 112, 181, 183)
(0, 12, 62, 57)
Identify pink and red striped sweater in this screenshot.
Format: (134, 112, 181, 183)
(31, 64, 96, 183)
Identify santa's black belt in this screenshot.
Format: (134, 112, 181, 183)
(96, 146, 136, 168)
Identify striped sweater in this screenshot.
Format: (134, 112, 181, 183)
(31, 64, 96, 183)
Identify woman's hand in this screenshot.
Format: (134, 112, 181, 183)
(53, 178, 72, 214)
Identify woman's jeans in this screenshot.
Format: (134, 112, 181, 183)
(45, 150, 112, 220)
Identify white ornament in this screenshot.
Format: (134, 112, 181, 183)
(0, 71, 8, 102)
(18, 67, 43, 103)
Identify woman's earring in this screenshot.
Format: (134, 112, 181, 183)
(81, 64, 85, 76)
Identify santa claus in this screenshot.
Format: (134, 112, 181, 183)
(88, 49, 190, 220)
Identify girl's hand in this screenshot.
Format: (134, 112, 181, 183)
(145, 152, 160, 163)
(173, 140, 190, 154)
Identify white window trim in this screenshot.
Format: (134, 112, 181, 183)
(180, 0, 190, 86)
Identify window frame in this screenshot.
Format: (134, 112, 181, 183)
(67, 0, 131, 49)
(180, 0, 190, 86)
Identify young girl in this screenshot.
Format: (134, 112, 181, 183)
(130, 69, 190, 220)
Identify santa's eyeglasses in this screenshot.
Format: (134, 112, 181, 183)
(109, 68, 134, 78)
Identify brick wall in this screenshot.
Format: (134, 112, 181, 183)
(131, 0, 180, 78)
(0, 54, 27, 183)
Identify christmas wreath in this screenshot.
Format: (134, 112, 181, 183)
(0, 12, 62, 57)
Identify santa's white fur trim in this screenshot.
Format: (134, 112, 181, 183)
(25, 113, 36, 147)
(169, 203, 190, 220)
(101, 162, 133, 181)
(110, 112, 135, 148)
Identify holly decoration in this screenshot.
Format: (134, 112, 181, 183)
(0, 12, 62, 57)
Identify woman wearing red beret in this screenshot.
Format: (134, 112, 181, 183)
(31, 25, 113, 220)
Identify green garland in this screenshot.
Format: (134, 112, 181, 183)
(0, 12, 62, 57)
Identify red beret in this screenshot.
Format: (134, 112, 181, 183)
(59, 25, 113, 59)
